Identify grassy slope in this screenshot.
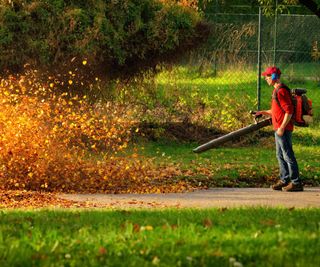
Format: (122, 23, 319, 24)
(156, 65, 320, 112)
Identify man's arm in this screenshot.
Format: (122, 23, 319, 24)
(276, 87, 294, 136)
(277, 113, 292, 137)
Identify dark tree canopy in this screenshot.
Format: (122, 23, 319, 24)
(256, 0, 320, 16)
(298, 0, 320, 17)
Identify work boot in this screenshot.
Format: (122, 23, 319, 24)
(271, 180, 289, 191)
(282, 182, 304, 192)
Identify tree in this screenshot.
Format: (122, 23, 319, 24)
(298, 0, 320, 17)
(258, 0, 320, 17)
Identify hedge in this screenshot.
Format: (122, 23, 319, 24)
(0, 0, 210, 77)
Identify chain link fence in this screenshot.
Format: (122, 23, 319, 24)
(185, 7, 320, 110)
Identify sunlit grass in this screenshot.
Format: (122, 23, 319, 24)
(155, 65, 320, 112)
(157, 66, 257, 86)
(138, 136, 320, 186)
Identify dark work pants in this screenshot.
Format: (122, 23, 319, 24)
(274, 131, 300, 184)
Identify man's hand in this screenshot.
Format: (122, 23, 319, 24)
(255, 110, 272, 117)
(277, 113, 292, 137)
(276, 127, 285, 137)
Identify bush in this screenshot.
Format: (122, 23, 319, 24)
(113, 76, 257, 141)
(0, 0, 210, 78)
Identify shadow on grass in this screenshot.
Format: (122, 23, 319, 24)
(294, 132, 320, 146)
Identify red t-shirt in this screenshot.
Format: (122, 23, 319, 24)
(271, 85, 294, 131)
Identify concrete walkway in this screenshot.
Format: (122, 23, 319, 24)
(58, 187, 320, 209)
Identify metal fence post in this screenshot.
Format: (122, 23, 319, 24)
(273, 0, 278, 65)
(257, 6, 262, 111)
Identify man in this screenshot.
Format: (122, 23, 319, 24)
(255, 66, 303, 192)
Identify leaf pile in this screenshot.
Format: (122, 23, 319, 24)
(0, 73, 195, 194)
(0, 190, 80, 209)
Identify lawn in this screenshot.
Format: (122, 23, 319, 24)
(141, 65, 320, 187)
(137, 129, 320, 187)
(1, 209, 319, 267)
(155, 65, 320, 112)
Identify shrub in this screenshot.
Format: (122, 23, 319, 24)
(113, 76, 256, 141)
(0, 0, 210, 79)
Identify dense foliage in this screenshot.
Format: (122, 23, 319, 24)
(0, 0, 209, 77)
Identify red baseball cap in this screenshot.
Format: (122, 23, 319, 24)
(262, 66, 281, 77)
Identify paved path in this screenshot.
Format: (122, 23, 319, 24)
(58, 187, 320, 209)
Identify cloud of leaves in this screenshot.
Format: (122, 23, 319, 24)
(0, 71, 193, 193)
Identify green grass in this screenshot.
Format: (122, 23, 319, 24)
(155, 65, 320, 112)
(136, 124, 320, 186)
(1, 209, 320, 267)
